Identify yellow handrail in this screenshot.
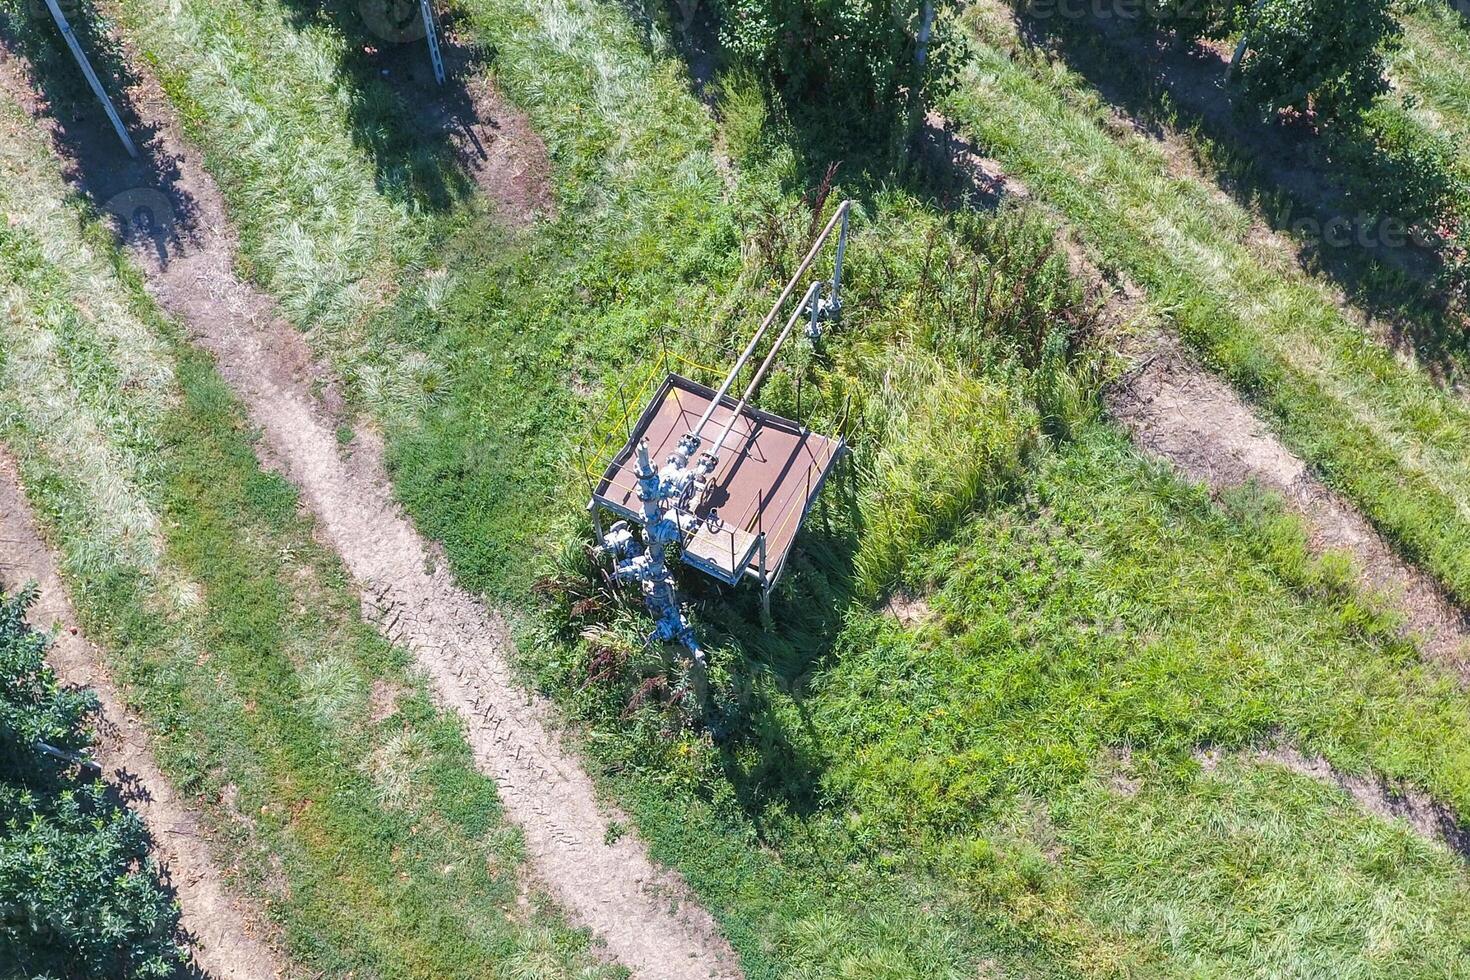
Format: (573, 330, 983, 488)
(581, 357, 666, 484)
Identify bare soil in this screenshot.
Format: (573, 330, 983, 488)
(922, 110, 1031, 207)
(0, 453, 287, 980)
(371, 30, 553, 226)
(929, 106, 1470, 676)
(1100, 745, 1142, 798)
(883, 590, 932, 629)
(1198, 742, 1470, 859)
(0, 36, 738, 980)
(1107, 332, 1470, 672)
(452, 72, 554, 225)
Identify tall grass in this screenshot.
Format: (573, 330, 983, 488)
(52, 0, 1470, 973)
(853, 349, 1037, 599)
(947, 9, 1470, 608)
(513, 89, 1470, 976)
(1062, 752, 1470, 976)
(546, 421, 1470, 977)
(1396, 1, 1470, 174)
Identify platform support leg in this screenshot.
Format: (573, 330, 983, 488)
(830, 204, 850, 316)
(758, 535, 773, 628)
(590, 504, 606, 548)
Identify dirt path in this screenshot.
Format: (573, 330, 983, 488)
(970, 0, 1467, 388)
(1198, 743, 1470, 859)
(0, 453, 286, 980)
(934, 112, 1470, 846)
(940, 12, 1470, 666)
(1107, 333, 1470, 669)
(929, 116, 1470, 671)
(0, 39, 739, 980)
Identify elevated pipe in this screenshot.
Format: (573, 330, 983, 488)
(689, 200, 853, 442)
(706, 280, 821, 462)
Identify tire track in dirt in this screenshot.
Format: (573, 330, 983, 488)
(0, 41, 740, 980)
(928, 115, 1470, 671)
(0, 452, 286, 980)
(151, 150, 742, 980)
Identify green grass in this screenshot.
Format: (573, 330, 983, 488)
(945, 7, 1470, 610)
(97, 0, 466, 387)
(1061, 752, 1470, 977)
(983, 0, 1470, 371)
(1397, 1, 1470, 173)
(536, 424, 1470, 978)
(0, 84, 616, 980)
(23, 0, 1470, 974)
(861, 430, 1470, 976)
(377, 25, 1470, 972)
(369, 0, 743, 596)
(96, 0, 742, 595)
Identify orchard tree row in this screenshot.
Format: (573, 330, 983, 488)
(0, 587, 182, 978)
(1132, 0, 1400, 121)
(708, 0, 1400, 127)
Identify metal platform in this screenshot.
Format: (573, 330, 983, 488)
(590, 373, 844, 589)
(683, 522, 762, 585)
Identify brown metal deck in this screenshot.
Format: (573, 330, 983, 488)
(591, 374, 844, 586)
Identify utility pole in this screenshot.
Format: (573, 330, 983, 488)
(43, 0, 137, 158)
(420, 0, 446, 85)
(916, 0, 935, 68)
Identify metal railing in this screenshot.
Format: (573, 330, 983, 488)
(688, 201, 852, 444)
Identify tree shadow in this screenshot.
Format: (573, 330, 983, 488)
(618, 0, 953, 214)
(0, 1, 203, 267)
(94, 772, 213, 979)
(615, 0, 720, 105)
(909, 114, 1024, 214)
(2, 0, 535, 257)
(272, 0, 492, 212)
(1005, 6, 1470, 379)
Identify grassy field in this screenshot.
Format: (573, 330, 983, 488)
(102, 0, 456, 388)
(9, 0, 1470, 975)
(944, 5, 1470, 613)
(95, 0, 742, 591)
(1396, 1, 1470, 172)
(0, 75, 618, 979)
(985, 0, 1470, 376)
